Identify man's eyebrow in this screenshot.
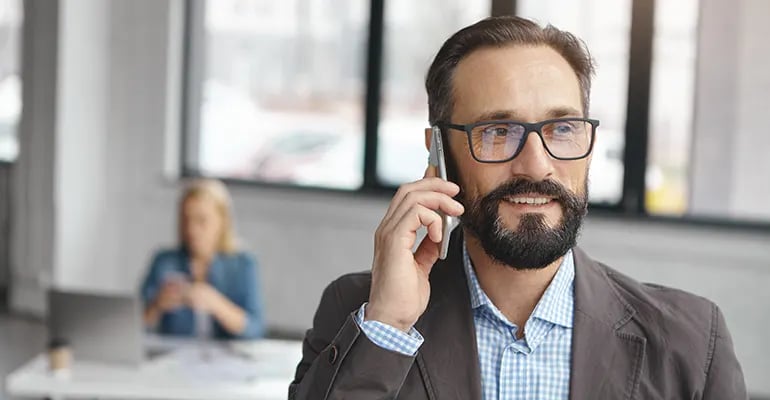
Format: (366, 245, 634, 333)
(546, 107, 583, 119)
(470, 107, 583, 123)
(472, 110, 524, 122)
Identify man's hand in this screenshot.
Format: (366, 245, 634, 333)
(366, 166, 464, 332)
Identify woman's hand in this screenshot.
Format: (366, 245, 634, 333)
(186, 282, 250, 336)
(153, 281, 185, 312)
(144, 281, 185, 327)
(184, 282, 222, 313)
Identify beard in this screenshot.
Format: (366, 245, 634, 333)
(459, 177, 588, 270)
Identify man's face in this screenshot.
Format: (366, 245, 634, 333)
(435, 45, 591, 269)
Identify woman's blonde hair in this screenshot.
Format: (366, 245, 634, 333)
(178, 179, 238, 254)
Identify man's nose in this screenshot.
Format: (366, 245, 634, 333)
(508, 132, 554, 182)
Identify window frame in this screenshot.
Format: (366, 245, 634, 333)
(0, 0, 24, 164)
(179, 0, 770, 231)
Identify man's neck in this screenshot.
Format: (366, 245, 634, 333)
(464, 230, 564, 337)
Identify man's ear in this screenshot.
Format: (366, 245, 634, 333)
(424, 127, 432, 152)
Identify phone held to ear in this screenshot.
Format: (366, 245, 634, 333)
(429, 125, 460, 260)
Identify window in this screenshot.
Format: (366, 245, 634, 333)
(376, 0, 491, 186)
(646, 0, 698, 216)
(184, 0, 770, 226)
(0, 0, 22, 162)
(517, 0, 632, 205)
(648, 0, 770, 222)
(188, 0, 369, 189)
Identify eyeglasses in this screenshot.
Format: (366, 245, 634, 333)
(440, 117, 599, 163)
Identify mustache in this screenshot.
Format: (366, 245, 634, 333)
(484, 178, 577, 204)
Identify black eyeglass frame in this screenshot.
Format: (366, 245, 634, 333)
(439, 117, 600, 163)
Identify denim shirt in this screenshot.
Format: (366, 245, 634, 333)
(140, 248, 265, 339)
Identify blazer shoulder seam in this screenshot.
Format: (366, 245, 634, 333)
(703, 302, 718, 376)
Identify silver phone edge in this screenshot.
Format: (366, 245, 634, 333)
(431, 125, 457, 260)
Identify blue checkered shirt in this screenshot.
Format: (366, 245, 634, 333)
(356, 244, 575, 399)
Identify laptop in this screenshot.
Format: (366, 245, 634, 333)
(48, 289, 144, 366)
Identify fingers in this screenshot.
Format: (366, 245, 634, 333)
(163, 281, 187, 296)
(156, 292, 183, 311)
(375, 176, 464, 260)
(180, 290, 197, 308)
(383, 177, 460, 221)
(368, 167, 459, 331)
(385, 190, 464, 234)
(410, 204, 443, 244)
(413, 235, 440, 273)
(185, 284, 217, 303)
(378, 204, 443, 255)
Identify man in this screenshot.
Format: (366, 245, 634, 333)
(289, 16, 747, 399)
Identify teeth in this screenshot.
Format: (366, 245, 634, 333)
(509, 197, 551, 205)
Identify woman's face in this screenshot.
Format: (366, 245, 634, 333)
(182, 195, 224, 258)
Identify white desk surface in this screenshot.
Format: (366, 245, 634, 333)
(5, 338, 303, 400)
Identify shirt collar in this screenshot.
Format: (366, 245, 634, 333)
(463, 241, 575, 329)
(180, 248, 224, 281)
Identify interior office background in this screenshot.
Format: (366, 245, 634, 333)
(0, 0, 768, 397)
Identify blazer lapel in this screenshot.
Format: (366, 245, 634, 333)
(569, 248, 646, 400)
(411, 237, 646, 400)
(414, 231, 482, 400)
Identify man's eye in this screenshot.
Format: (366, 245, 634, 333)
(484, 126, 510, 136)
(553, 123, 576, 135)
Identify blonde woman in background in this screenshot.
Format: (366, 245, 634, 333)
(141, 179, 264, 339)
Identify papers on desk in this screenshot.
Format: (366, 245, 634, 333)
(161, 340, 301, 384)
(6, 338, 303, 400)
(171, 345, 262, 383)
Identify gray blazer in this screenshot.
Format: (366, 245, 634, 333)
(289, 233, 747, 399)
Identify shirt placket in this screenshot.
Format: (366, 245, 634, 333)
(499, 315, 529, 399)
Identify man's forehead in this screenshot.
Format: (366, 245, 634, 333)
(469, 107, 583, 123)
(454, 44, 575, 73)
(450, 45, 583, 122)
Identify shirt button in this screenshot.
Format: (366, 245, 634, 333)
(328, 345, 339, 365)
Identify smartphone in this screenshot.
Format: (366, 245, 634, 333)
(428, 125, 459, 260)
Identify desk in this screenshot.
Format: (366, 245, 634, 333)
(5, 338, 302, 400)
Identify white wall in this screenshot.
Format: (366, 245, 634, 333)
(8, 0, 770, 396)
(10, 0, 58, 312)
(732, 0, 770, 218)
(690, 0, 770, 220)
(54, 0, 113, 288)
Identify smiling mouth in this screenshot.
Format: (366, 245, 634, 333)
(504, 195, 557, 206)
